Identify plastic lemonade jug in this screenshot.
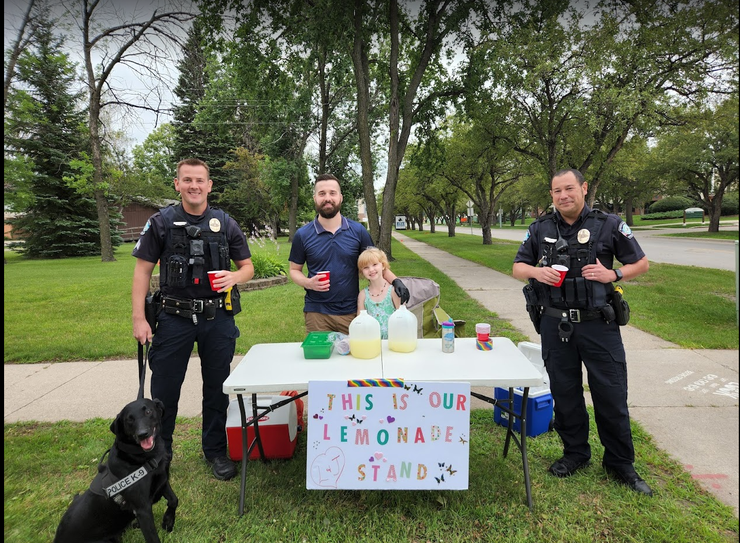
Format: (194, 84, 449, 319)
(388, 304, 418, 353)
(349, 310, 381, 359)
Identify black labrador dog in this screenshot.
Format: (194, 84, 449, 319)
(54, 398, 178, 543)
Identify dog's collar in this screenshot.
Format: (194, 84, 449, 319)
(89, 449, 161, 505)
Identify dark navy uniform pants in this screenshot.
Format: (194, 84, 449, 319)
(540, 314, 635, 470)
(149, 307, 239, 461)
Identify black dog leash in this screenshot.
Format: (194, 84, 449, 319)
(137, 341, 150, 400)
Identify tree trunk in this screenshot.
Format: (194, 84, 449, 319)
(288, 171, 299, 242)
(351, 0, 379, 246)
(708, 193, 722, 232)
(89, 99, 115, 262)
(94, 189, 115, 261)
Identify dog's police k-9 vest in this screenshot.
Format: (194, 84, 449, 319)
(528, 209, 615, 311)
(158, 205, 231, 299)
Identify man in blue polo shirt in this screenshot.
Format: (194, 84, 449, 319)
(289, 173, 409, 334)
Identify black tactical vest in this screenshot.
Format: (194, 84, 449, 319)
(532, 210, 614, 310)
(158, 206, 230, 298)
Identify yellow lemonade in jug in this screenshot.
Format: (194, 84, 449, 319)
(349, 339, 381, 359)
(387, 339, 416, 353)
(349, 310, 382, 359)
(388, 304, 418, 353)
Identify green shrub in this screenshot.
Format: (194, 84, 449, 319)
(232, 253, 286, 278)
(721, 192, 738, 215)
(640, 210, 684, 220)
(648, 196, 697, 213)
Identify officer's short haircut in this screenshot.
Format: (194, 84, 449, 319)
(552, 168, 585, 188)
(177, 158, 210, 178)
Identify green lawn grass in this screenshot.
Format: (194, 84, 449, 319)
(658, 230, 738, 240)
(5, 411, 738, 542)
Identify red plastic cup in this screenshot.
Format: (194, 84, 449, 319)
(207, 270, 221, 291)
(552, 265, 568, 287)
(317, 270, 330, 282)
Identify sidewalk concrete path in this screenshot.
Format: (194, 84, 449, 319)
(4, 232, 738, 517)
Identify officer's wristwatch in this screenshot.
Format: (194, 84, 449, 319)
(613, 268, 623, 282)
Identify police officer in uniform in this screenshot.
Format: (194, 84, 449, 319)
(513, 169, 652, 496)
(132, 158, 254, 481)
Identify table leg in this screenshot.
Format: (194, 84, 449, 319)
(233, 392, 309, 516)
(237, 394, 248, 516)
(503, 387, 514, 457)
(518, 387, 533, 509)
(470, 387, 535, 510)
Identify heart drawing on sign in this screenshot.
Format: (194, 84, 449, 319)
(310, 446, 345, 488)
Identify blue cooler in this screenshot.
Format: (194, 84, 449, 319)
(493, 387, 553, 437)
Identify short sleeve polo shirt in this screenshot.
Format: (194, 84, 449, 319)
(289, 215, 374, 315)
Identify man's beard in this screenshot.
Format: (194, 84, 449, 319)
(316, 202, 339, 219)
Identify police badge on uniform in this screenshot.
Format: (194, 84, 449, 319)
(618, 221, 634, 239)
(209, 218, 221, 232)
(577, 228, 590, 244)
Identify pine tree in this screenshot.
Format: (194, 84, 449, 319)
(5, 10, 102, 258)
(171, 17, 236, 196)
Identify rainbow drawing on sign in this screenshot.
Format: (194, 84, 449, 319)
(348, 378, 405, 388)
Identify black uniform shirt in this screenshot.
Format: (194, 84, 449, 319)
(132, 205, 252, 266)
(514, 205, 645, 270)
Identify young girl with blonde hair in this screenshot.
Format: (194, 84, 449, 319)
(357, 247, 401, 339)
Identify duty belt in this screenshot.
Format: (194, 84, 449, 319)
(542, 307, 602, 323)
(161, 295, 224, 324)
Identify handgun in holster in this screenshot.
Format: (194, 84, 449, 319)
(522, 281, 542, 334)
(610, 285, 630, 325)
(145, 290, 161, 333)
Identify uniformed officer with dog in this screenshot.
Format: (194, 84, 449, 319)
(132, 158, 254, 481)
(513, 168, 652, 496)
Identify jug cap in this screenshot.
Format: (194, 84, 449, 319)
(442, 320, 454, 327)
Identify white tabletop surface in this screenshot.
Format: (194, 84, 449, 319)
(381, 337, 544, 388)
(224, 337, 543, 394)
(223, 342, 382, 394)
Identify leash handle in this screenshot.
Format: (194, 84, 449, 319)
(137, 341, 150, 400)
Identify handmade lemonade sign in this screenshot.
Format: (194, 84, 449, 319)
(306, 380, 470, 490)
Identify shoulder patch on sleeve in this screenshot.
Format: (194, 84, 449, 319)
(521, 230, 530, 245)
(140, 219, 151, 236)
(618, 221, 634, 239)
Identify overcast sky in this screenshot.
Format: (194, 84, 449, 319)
(4, 0, 187, 150)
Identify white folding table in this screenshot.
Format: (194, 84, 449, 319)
(223, 337, 544, 515)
